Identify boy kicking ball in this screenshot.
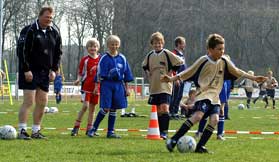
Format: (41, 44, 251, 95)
(161, 33, 267, 153)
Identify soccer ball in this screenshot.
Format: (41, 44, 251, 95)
(49, 107, 58, 113)
(238, 103, 245, 110)
(177, 135, 197, 153)
(0, 125, 17, 140)
(44, 107, 50, 113)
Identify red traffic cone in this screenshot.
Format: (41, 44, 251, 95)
(146, 105, 162, 140)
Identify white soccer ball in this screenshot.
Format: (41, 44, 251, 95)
(0, 125, 17, 140)
(177, 135, 197, 153)
(238, 103, 245, 110)
(49, 107, 58, 113)
(44, 107, 50, 113)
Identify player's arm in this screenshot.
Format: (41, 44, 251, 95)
(74, 58, 85, 85)
(52, 31, 63, 72)
(225, 57, 267, 83)
(161, 57, 205, 82)
(272, 78, 278, 87)
(22, 29, 33, 72)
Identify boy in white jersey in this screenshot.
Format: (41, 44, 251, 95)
(162, 33, 267, 153)
(265, 70, 278, 109)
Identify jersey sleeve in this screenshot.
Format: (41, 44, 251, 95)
(124, 61, 134, 82)
(177, 56, 206, 81)
(142, 53, 149, 71)
(78, 57, 85, 77)
(22, 28, 34, 72)
(224, 57, 247, 79)
(97, 55, 109, 80)
(165, 49, 184, 67)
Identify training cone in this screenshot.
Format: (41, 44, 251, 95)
(146, 105, 162, 140)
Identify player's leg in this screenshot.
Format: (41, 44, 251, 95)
(18, 90, 35, 140)
(86, 94, 98, 135)
(107, 109, 119, 138)
(157, 103, 170, 139)
(31, 88, 48, 139)
(195, 118, 207, 139)
(169, 82, 178, 119)
(217, 103, 225, 140)
(71, 92, 89, 136)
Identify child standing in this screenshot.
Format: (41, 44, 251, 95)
(239, 71, 258, 109)
(142, 32, 184, 139)
(180, 90, 196, 118)
(87, 35, 134, 138)
(162, 33, 267, 153)
(265, 70, 278, 109)
(71, 38, 100, 136)
(54, 69, 63, 104)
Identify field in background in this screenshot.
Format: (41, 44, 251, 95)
(0, 99, 279, 162)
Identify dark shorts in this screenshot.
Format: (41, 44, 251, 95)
(245, 89, 252, 99)
(259, 90, 267, 96)
(148, 93, 171, 105)
(18, 70, 50, 92)
(267, 89, 275, 98)
(194, 99, 220, 120)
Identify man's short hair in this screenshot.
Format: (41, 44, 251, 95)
(150, 32, 165, 45)
(206, 33, 225, 49)
(174, 36, 186, 47)
(39, 6, 54, 16)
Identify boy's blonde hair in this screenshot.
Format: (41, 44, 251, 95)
(86, 38, 100, 49)
(150, 32, 165, 45)
(188, 89, 196, 97)
(106, 35, 121, 46)
(267, 70, 273, 75)
(206, 33, 225, 49)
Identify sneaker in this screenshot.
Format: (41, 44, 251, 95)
(107, 133, 121, 139)
(160, 132, 168, 140)
(85, 130, 99, 136)
(71, 127, 79, 136)
(195, 146, 213, 154)
(18, 129, 32, 140)
(194, 132, 202, 140)
(166, 139, 176, 152)
(87, 129, 96, 137)
(273, 106, 276, 109)
(31, 131, 47, 139)
(217, 135, 225, 141)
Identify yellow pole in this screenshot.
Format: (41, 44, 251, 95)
(4, 60, 13, 105)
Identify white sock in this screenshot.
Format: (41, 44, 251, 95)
(131, 107, 135, 114)
(121, 109, 125, 115)
(32, 125, 41, 133)
(18, 123, 27, 132)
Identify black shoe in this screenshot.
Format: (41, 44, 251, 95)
(18, 129, 32, 140)
(85, 130, 99, 136)
(195, 146, 213, 154)
(225, 117, 231, 120)
(166, 139, 176, 152)
(31, 131, 47, 139)
(71, 127, 79, 136)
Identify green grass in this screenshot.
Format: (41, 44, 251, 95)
(0, 99, 279, 162)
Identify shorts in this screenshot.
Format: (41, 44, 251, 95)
(245, 89, 252, 99)
(267, 89, 275, 98)
(148, 93, 171, 105)
(259, 90, 266, 96)
(100, 81, 127, 109)
(81, 92, 99, 104)
(18, 69, 49, 92)
(194, 99, 220, 120)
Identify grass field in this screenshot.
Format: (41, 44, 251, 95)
(0, 98, 279, 162)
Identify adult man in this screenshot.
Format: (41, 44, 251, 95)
(17, 6, 62, 139)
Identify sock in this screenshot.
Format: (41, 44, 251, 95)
(92, 109, 107, 132)
(224, 102, 229, 119)
(131, 107, 135, 114)
(198, 119, 207, 133)
(254, 97, 258, 103)
(196, 124, 215, 149)
(171, 119, 193, 141)
(272, 99, 275, 107)
(247, 99, 251, 105)
(217, 115, 225, 135)
(18, 123, 27, 132)
(86, 123, 93, 131)
(55, 95, 59, 104)
(74, 120, 81, 128)
(108, 111, 117, 135)
(32, 125, 41, 133)
(159, 113, 169, 134)
(58, 94, 62, 103)
(121, 109, 125, 115)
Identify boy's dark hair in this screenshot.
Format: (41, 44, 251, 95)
(174, 36, 186, 47)
(39, 6, 54, 16)
(206, 33, 225, 49)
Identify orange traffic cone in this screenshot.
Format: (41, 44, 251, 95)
(146, 105, 162, 140)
